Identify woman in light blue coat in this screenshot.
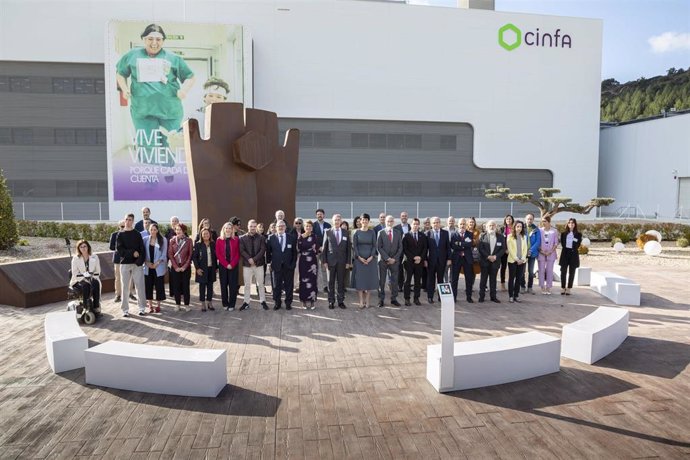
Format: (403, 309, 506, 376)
(143, 223, 168, 313)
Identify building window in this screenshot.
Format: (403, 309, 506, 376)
(440, 135, 457, 151)
(54, 129, 76, 145)
(95, 79, 106, 94)
(52, 78, 74, 94)
(0, 77, 8, 92)
(369, 133, 387, 149)
(351, 133, 368, 148)
(314, 132, 332, 147)
(75, 129, 97, 145)
(404, 134, 422, 149)
(10, 77, 31, 92)
(97, 129, 107, 145)
(12, 128, 33, 145)
(299, 132, 314, 148)
(74, 78, 95, 94)
(0, 128, 11, 144)
(388, 134, 405, 150)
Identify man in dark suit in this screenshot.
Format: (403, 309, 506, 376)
(320, 213, 351, 309)
(266, 220, 298, 310)
(402, 218, 428, 306)
(312, 208, 331, 293)
(377, 215, 403, 307)
(478, 220, 506, 303)
(425, 216, 452, 304)
(450, 218, 476, 303)
(394, 211, 411, 291)
(134, 206, 157, 233)
(373, 212, 386, 234)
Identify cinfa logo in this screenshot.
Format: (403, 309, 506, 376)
(498, 23, 572, 51)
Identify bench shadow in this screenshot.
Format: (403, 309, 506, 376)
(453, 367, 637, 410)
(593, 336, 690, 379)
(639, 293, 689, 311)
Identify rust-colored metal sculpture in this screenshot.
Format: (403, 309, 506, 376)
(183, 103, 299, 232)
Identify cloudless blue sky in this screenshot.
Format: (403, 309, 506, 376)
(415, 0, 690, 83)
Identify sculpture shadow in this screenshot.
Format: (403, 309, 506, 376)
(638, 293, 690, 312)
(593, 335, 690, 379)
(454, 367, 637, 410)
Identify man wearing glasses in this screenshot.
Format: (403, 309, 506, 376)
(266, 220, 298, 310)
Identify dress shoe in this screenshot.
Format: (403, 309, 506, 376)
(466, 297, 474, 303)
(491, 298, 501, 303)
(404, 300, 411, 306)
(427, 298, 434, 304)
(338, 302, 346, 309)
(378, 301, 384, 308)
(240, 303, 249, 311)
(261, 301, 269, 310)
(273, 303, 282, 310)
(514, 297, 522, 303)
(114, 295, 121, 302)
(478, 298, 485, 303)
(328, 303, 335, 309)
(286, 304, 292, 310)
(129, 294, 137, 301)
(414, 298, 421, 306)
(324, 287, 329, 293)
(391, 300, 401, 307)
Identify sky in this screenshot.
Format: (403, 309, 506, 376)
(410, 0, 690, 83)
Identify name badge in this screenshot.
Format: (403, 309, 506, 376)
(287, 244, 292, 249)
(573, 238, 578, 242)
(496, 242, 502, 246)
(342, 237, 347, 241)
(464, 237, 471, 242)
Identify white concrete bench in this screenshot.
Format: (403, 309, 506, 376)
(85, 341, 227, 397)
(44, 311, 88, 373)
(590, 271, 640, 306)
(553, 265, 591, 286)
(427, 331, 560, 391)
(561, 307, 629, 364)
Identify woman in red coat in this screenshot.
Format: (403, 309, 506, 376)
(216, 221, 241, 311)
(167, 223, 192, 310)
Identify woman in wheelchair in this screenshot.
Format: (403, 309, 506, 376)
(69, 239, 101, 314)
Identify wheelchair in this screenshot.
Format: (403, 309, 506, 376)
(67, 269, 102, 325)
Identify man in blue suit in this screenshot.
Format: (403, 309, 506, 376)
(450, 218, 476, 303)
(425, 216, 451, 304)
(266, 220, 298, 310)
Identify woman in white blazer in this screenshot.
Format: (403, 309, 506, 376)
(69, 239, 102, 310)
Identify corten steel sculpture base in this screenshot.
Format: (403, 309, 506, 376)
(183, 103, 299, 232)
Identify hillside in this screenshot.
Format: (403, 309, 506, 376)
(601, 68, 690, 122)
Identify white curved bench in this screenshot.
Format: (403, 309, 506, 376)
(427, 331, 560, 391)
(561, 306, 629, 364)
(85, 341, 227, 397)
(590, 271, 640, 306)
(45, 311, 88, 373)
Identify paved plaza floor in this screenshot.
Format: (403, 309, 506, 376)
(0, 257, 689, 459)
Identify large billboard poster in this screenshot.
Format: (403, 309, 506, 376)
(105, 21, 250, 217)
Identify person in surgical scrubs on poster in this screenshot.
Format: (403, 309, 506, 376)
(115, 23, 196, 165)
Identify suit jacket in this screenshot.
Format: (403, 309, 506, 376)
(108, 231, 121, 264)
(559, 231, 582, 267)
(377, 227, 403, 262)
(192, 241, 218, 283)
(426, 229, 451, 267)
(134, 218, 157, 233)
(313, 220, 332, 247)
(402, 231, 428, 266)
(320, 228, 351, 267)
(450, 230, 474, 265)
(373, 223, 385, 234)
(393, 223, 411, 236)
(478, 232, 507, 267)
(266, 232, 298, 270)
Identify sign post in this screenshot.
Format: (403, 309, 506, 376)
(437, 282, 455, 391)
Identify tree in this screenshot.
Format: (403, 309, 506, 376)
(484, 187, 615, 220)
(0, 169, 19, 250)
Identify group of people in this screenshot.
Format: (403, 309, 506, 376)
(68, 207, 584, 317)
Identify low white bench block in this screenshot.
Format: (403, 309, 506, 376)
(85, 341, 227, 397)
(427, 331, 560, 391)
(44, 311, 88, 373)
(590, 271, 640, 306)
(553, 265, 591, 286)
(561, 307, 629, 364)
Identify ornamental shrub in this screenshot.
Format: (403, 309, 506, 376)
(677, 237, 689, 248)
(0, 170, 19, 250)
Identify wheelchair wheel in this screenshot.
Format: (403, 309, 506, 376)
(83, 310, 97, 325)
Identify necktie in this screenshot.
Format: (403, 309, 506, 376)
(279, 234, 284, 251)
(337, 230, 341, 244)
(414, 232, 417, 242)
(435, 231, 439, 245)
(388, 230, 392, 242)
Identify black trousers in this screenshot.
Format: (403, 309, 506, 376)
(460, 261, 475, 299)
(145, 272, 166, 301)
(404, 261, 424, 300)
(479, 262, 500, 300)
(327, 263, 346, 304)
(451, 259, 475, 300)
(521, 256, 537, 289)
(199, 282, 214, 301)
(73, 278, 101, 308)
(170, 268, 191, 305)
(219, 266, 239, 309)
(272, 266, 295, 305)
(560, 249, 578, 288)
(426, 261, 446, 299)
(499, 253, 509, 284)
(508, 262, 525, 299)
